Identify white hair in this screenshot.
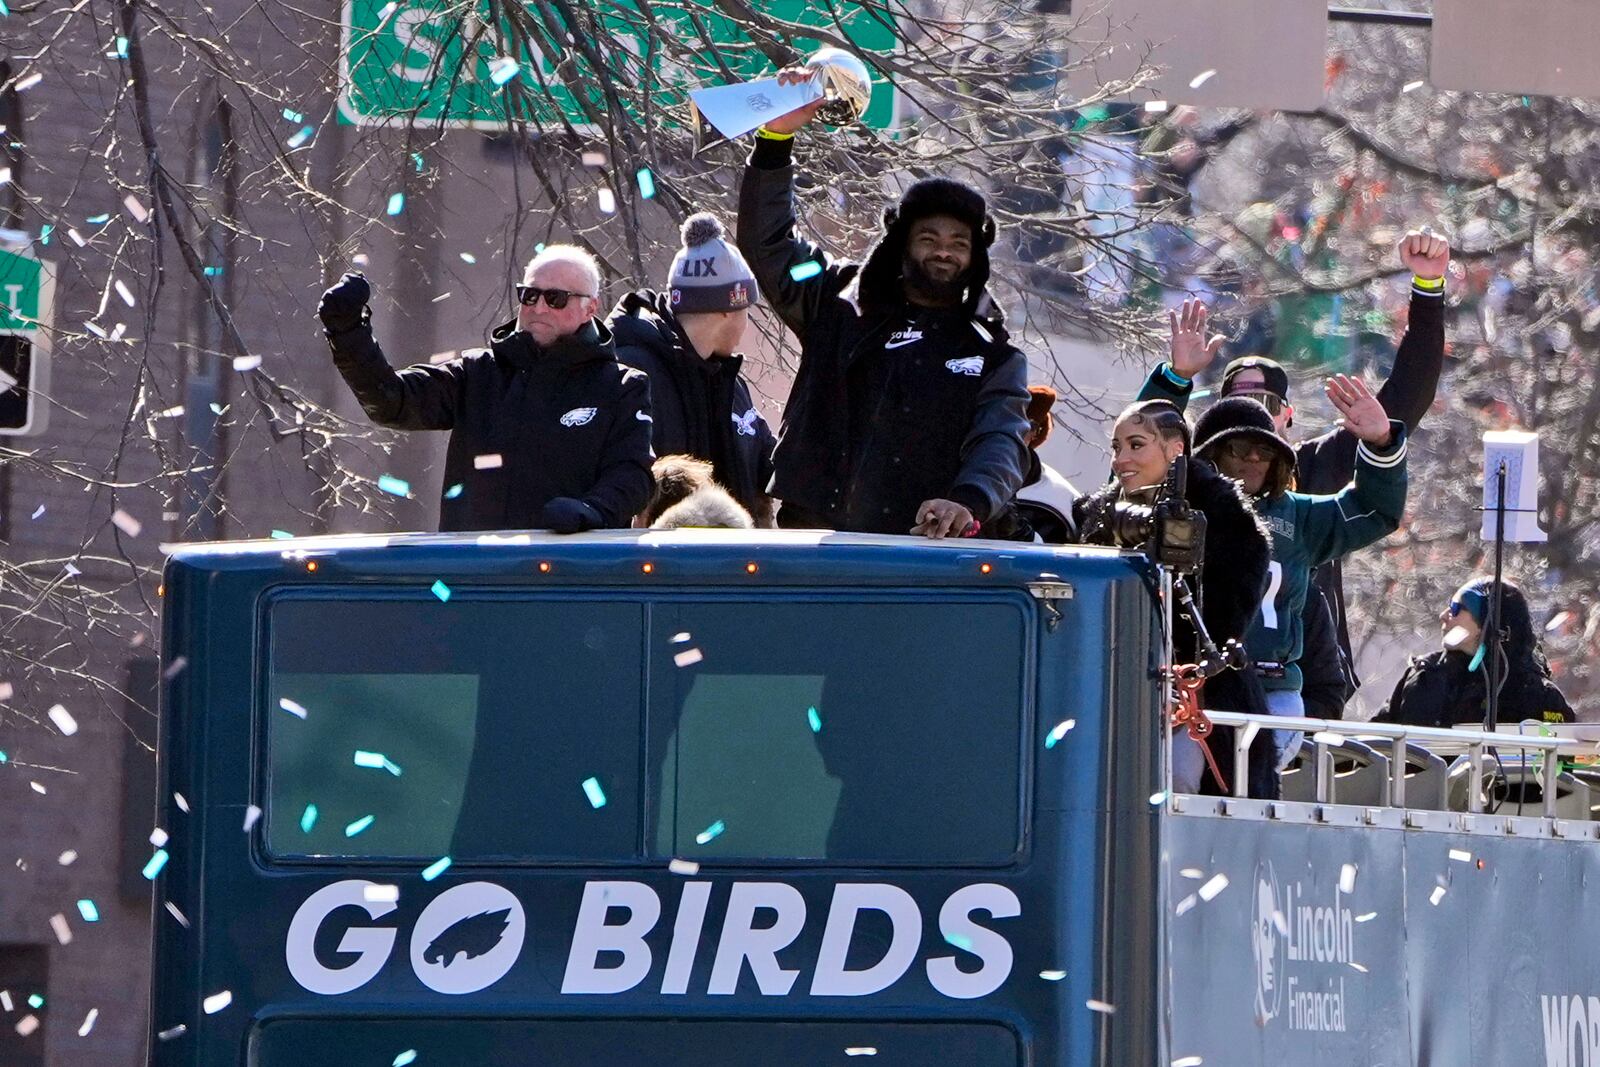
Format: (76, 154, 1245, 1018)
(524, 244, 602, 296)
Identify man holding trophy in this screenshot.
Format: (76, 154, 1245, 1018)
(731, 55, 1032, 539)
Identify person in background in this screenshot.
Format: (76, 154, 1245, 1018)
(1073, 399, 1275, 797)
(1013, 385, 1080, 543)
(609, 213, 776, 526)
(1377, 577, 1575, 728)
(1193, 384, 1408, 770)
(1138, 232, 1450, 705)
(319, 246, 653, 533)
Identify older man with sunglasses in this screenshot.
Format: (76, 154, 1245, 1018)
(1138, 230, 1449, 709)
(319, 246, 654, 533)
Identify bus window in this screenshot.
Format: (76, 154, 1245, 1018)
(265, 596, 643, 862)
(649, 599, 1027, 865)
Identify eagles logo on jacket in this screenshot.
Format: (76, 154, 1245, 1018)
(737, 137, 1031, 535)
(326, 315, 654, 532)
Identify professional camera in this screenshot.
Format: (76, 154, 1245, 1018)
(1109, 457, 1206, 573)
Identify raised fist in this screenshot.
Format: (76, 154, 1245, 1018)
(318, 272, 371, 335)
(1398, 229, 1449, 281)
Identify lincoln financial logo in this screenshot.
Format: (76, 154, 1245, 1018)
(1541, 995, 1600, 1067)
(1251, 861, 1356, 1033)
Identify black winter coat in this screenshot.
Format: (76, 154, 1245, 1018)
(607, 290, 775, 522)
(1299, 585, 1354, 720)
(1073, 459, 1279, 799)
(738, 138, 1031, 534)
(328, 316, 654, 532)
(1376, 649, 1575, 728)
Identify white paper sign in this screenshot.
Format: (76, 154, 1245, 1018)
(1482, 430, 1546, 542)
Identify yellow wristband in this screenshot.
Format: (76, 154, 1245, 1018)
(755, 126, 796, 141)
(1412, 274, 1445, 290)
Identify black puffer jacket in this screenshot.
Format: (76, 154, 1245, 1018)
(1074, 458, 1278, 798)
(738, 138, 1030, 534)
(328, 316, 654, 531)
(608, 289, 775, 523)
(1377, 649, 1575, 728)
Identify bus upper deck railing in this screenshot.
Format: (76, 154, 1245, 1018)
(1200, 711, 1576, 817)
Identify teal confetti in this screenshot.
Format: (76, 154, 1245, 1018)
(209, 402, 224, 415)
(386, 192, 405, 216)
(113, 36, 128, 58)
(443, 483, 464, 499)
(76, 899, 100, 922)
(430, 579, 451, 602)
(269, 529, 293, 539)
(142, 848, 169, 879)
(0, 750, 7, 762)
(344, 815, 375, 837)
(411, 151, 426, 171)
(86, 213, 110, 224)
(286, 125, 314, 149)
(393, 1051, 418, 1066)
(807, 706, 822, 733)
(0, 1, 10, 16)
(581, 776, 607, 808)
(421, 856, 451, 881)
(354, 750, 403, 776)
(535, 242, 546, 253)
(1044, 719, 1075, 749)
(27, 993, 43, 1009)
(488, 58, 519, 86)
(299, 804, 319, 832)
(789, 261, 822, 282)
(945, 933, 973, 951)
(203, 265, 224, 277)
(283, 108, 304, 122)
(695, 819, 725, 845)
(377, 474, 410, 497)
(38, 224, 51, 244)
(636, 168, 656, 199)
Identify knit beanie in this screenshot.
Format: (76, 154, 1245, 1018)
(668, 213, 758, 314)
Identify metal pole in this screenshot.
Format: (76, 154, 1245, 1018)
(1484, 462, 1508, 731)
(1328, 6, 1432, 27)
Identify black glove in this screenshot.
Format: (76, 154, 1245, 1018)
(541, 497, 603, 534)
(318, 272, 371, 335)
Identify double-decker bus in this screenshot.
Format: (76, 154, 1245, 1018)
(147, 529, 1600, 1066)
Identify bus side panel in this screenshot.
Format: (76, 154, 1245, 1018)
(1167, 814, 1600, 1066)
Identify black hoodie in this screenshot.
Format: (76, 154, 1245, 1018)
(737, 137, 1030, 535)
(327, 315, 654, 531)
(607, 289, 775, 523)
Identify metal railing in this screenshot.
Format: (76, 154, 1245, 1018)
(1201, 711, 1569, 817)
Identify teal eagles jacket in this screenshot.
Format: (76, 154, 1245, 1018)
(1243, 426, 1408, 691)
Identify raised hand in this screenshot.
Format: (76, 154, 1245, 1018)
(1326, 374, 1391, 447)
(1398, 228, 1450, 280)
(761, 67, 827, 135)
(1168, 297, 1225, 380)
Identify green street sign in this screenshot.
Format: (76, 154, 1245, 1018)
(337, 0, 899, 132)
(0, 243, 46, 335)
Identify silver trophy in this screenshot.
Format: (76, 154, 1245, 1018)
(689, 46, 874, 143)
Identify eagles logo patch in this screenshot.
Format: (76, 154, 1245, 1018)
(944, 356, 984, 376)
(560, 407, 598, 427)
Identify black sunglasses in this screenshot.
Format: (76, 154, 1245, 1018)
(1229, 389, 1287, 416)
(515, 285, 594, 310)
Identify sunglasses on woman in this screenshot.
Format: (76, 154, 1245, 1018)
(1220, 439, 1276, 462)
(1229, 389, 1287, 416)
(515, 285, 595, 310)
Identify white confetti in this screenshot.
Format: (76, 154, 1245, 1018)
(1143, 100, 1168, 113)
(1187, 69, 1216, 89)
(68, 227, 87, 246)
(474, 453, 503, 469)
(16, 1014, 40, 1037)
(1173, 1058, 1204, 1067)
(364, 884, 400, 904)
(78, 1008, 99, 1036)
(1039, 969, 1067, 981)
(1086, 999, 1117, 1014)
(157, 1024, 187, 1041)
(1149, 790, 1168, 806)
(1198, 874, 1229, 902)
(165, 901, 191, 928)
(1429, 885, 1447, 906)
(670, 632, 692, 643)
(1174, 893, 1198, 916)
(1402, 79, 1425, 93)
(243, 804, 262, 832)
(114, 279, 136, 307)
(111, 508, 143, 537)
(0, 991, 11, 1010)
(668, 858, 700, 876)
(149, 827, 168, 847)
(845, 1050, 877, 1058)
(1178, 868, 1203, 879)
(673, 648, 703, 667)
(581, 150, 607, 167)
(1349, 961, 1368, 973)
(174, 792, 190, 813)
(1448, 848, 1473, 863)
(123, 194, 149, 222)
(597, 188, 617, 214)
(14, 72, 42, 92)
(50, 913, 72, 944)
(48, 704, 78, 736)
(202, 990, 232, 1014)
(1355, 911, 1378, 922)
(1339, 863, 1357, 894)
(0, 681, 11, 701)
(278, 697, 308, 719)
(59, 850, 77, 865)
(232, 354, 261, 372)
(431, 291, 451, 303)
(30, 781, 46, 794)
